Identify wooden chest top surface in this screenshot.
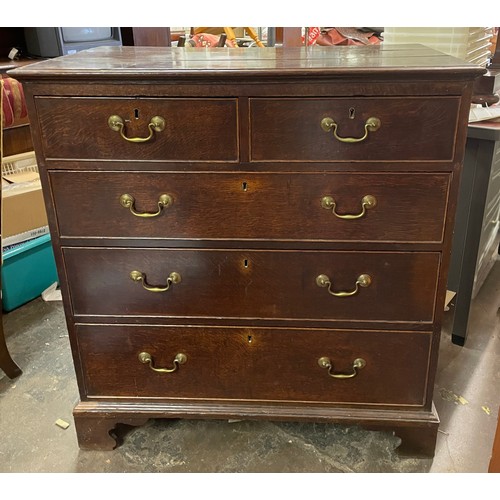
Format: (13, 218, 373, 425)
(10, 45, 484, 80)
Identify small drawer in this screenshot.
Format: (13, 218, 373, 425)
(50, 171, 450, 243)
(63, 248, 440, 325)
(249, 97, 459, 162)
(77, 324, 431, 406)
(34, 97, 238, 162)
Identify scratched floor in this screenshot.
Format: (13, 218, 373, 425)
(1, 261, 499, 473)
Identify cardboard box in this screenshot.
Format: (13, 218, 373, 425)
(1, 152, 48, 246)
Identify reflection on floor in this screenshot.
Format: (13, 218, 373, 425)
(1, 262, 499, 473)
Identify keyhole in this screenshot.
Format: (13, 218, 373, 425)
(242, 181, 248, 191)
(247, 335, 253, 343)
(134, 108, 140, 119)
(244, 259, 249, 268)
(349, 107, 356, 119)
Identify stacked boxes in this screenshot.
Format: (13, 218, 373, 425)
(1, 151, 58, 311)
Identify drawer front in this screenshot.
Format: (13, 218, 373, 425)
(77, 324, 431, 406)
(35, 97, 238, 161)
(50, 171, 450, 243)
(250, 97, 459, 162)
(64, 248, 440, 324)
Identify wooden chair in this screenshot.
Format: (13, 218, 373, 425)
(0, 312, 21, 379)
(1, 78, 22, 379)
(193, 27, 265, 47)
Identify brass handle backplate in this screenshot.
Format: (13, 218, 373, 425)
(318, 356, 366, 379)
(316, 273, 371, 297)
(321, 195, 377, 219)
(120, 193, 172, 218)
(138, 351, 187, 373)
(321, 116, 381, 143)
(130, 270, 181, 292)
(108, 114, 166, 143)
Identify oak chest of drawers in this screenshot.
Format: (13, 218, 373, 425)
(12, 45, 483, 455)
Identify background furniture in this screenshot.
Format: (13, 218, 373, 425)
(0, 78, 22, 379)
(120, 28, 171, 47)
(0, 311, 22, 378)
(1, 60, 37, 156)
(12, 45, 481, 455)
(447, 98, 500, 346)
(193, 28, 264, 47)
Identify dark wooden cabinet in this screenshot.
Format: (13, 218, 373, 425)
(11, 45, 483, 455)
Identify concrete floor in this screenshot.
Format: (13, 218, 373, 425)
(1, 261, 499, 473)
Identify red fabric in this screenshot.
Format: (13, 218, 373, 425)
(1, 77, 27, 128)
(316, 28, 381, 47)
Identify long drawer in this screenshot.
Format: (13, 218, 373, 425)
(34, 97, 239, 161)
(63, 248, 440, 324)
(50, 171, 450, 243)
(77, 324, 431, 406)
(250, 97, 459, 162)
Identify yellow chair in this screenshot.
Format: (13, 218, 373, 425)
(193, 27, 265, 47)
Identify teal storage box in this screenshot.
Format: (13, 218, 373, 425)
(1, 234, 58, 312)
